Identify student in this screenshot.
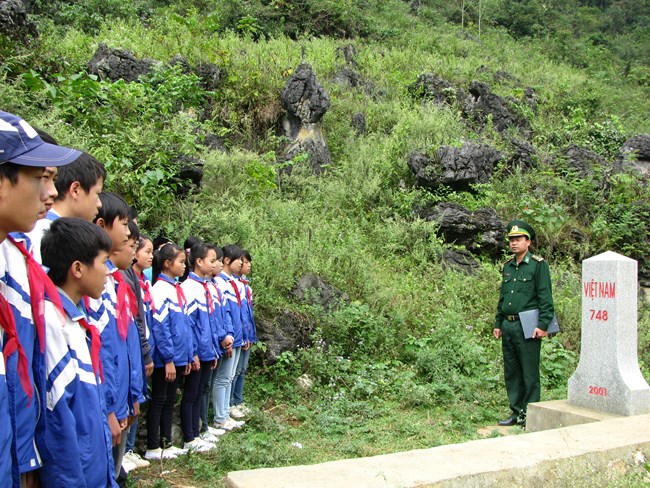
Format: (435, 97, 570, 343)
(230, 249, 258, 418)
(0, 110, 80, 487)
(26, 151, 105, 261)
(112, 222, 146, 476)
(180, 243, 221, 451)
(123, 231, 155, 470)
(146, 242, 193, 460)
(40, 217, 117, 487)
(87, 192, 135, 480)
(211, 245, 246, 431)
(180, 236, 201, 283)
(199, 248, 228, 439)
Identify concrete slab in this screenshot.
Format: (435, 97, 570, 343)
(226, 414, 650, 488)
(526, 399, 623, 432)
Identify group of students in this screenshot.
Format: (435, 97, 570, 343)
(0, 110, 257, 488)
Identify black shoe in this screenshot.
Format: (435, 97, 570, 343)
(497, 416, 517, 426)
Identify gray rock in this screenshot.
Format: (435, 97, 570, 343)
(255, 310, 315, 363)
(172, 155, 204, 196)
(88, 43, 157, 82)
(408, 143, 503, 192)
(279, 63, 332, 174)
(408, 73, 457, 105)
(415, 202, 506, 259)
(281, 63, 330, 124)
(352, 112, 367, 136)
(336, 44, 359, 67)
(194, 62, 221, 91)
(292, 273, 349, 312)
(561, 144, 607, 177)
(442, 249, 481, 275)
(616, 134, 650, 175)
(466, 81, 531, 135)
(508, 138, 538, 172)
(0, 0, 37, 41)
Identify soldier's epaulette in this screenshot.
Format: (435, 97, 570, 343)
(501, 257, 514, 268)
(531, 254, 545, 262)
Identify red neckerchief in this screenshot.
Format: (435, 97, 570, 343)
(78, 316, 104, 382)
(138, 272, 155, 313)
(210, 279, 222, 303)
(113, 272, 137, 341)
(8, 236, 64, 353)
(156, 276, 187, 312)
(190, 274, 214, 314)
(227, 276, 242, 306)
(0, 294, 33, 402)
(240, 276, 252, 304)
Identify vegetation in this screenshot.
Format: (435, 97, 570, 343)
(2, 0, 649, 486)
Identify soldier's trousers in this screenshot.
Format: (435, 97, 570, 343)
(501, 319, 541, 418)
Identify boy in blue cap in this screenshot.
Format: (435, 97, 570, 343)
(0, 110, 80, 487)
(494, 219, 555, 427)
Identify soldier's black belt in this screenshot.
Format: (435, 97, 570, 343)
(505, 314, 520, 322)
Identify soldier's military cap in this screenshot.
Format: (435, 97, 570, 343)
(506, 219, 535, 240)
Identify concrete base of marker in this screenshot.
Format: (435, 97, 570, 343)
(226, 414, 650, 488)
(526, 399, 622, 432)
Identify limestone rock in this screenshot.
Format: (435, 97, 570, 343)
(255, 310, 315, 364)
(442, 249, 481, 275)
(408, 143, 503, 192)
(88, 43, 157, 82)
(292, 273, 349, 312)
(561, 144, 607, 177)
(0, 0, 37, 42)
(415, 202, 506, 259)
(352, 112, 367, 136)
(279, 63, 332, 174)
(466, 81, 531, 135)
(617, 134, 650, 175)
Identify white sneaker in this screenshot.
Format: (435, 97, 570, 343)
(199, 432, 219, 444)
(236, 404, 252, 415)
(230, 405, 245, 419)
(183, 439, 215, 453)
(227, 417, 245, 428)
(214, 419, 239, 431)
(121, 459, 137, 473)
(207, 426, 227, 436)
(124, 450, 150, 468)
(165, 445, 188, 456)
(144, 448, 177, 460)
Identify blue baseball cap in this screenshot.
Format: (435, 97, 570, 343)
(0, 111, 81, 167)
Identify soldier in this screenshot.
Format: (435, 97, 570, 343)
(494, 220, 555, 427)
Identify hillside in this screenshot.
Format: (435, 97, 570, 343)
(1, 0, 649, 485)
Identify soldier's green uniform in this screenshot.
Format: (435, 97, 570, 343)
(495, 220, 554, 423)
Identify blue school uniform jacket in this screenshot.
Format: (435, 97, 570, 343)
(1, 237, 44, 475)
(150, 274, 193, 368)
(214, 272, 245, 348)
(0, 329, 17, 487)
(24, 209, 60, 264)
(86, 261, 131, 422)
(236, 275, 258, 344)
(208, 279, 231, 356)
(181, 273, 219, 362)
(39, 293, 117, 488)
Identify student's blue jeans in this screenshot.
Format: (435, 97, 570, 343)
(211, 347, 241, 424)
(230, 347, 251, 406)
(126, 419, 138, 452)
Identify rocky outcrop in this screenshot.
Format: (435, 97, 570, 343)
(508, 139, 538, 173)
(352, 112, 367, 136)
(408, 73, 458, 105)
(442, 249, 481, 275)
(617, 134, 650, 175)
(255, 310, 315, 363)
(292, 273, 349, 312)
(0, 0, 37, 42)
(408, 143, 503, 192)
(415, 202, 506, 259)
(561, 144, 607, 177)
(88, 43, 158, 82)
(466, 81, 531, 135)
(279, 63, 332, 174)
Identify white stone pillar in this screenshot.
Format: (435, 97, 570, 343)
(568, 251, 650, 415)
